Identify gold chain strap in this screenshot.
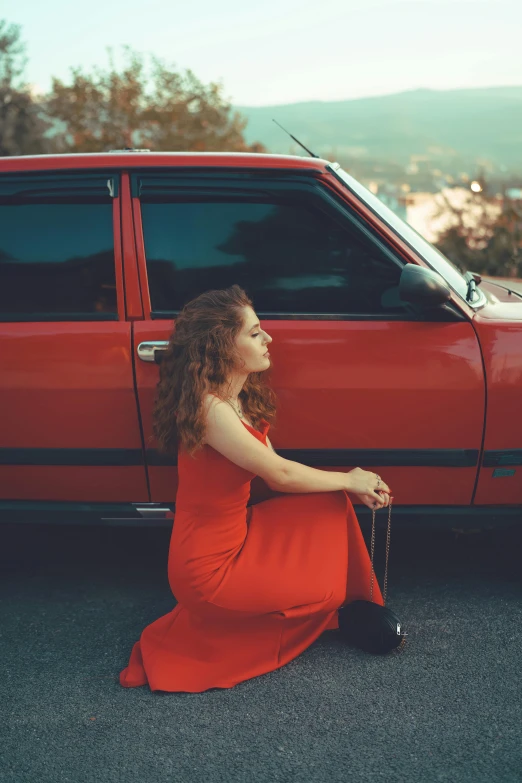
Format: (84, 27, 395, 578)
(369, 495, 393, 605)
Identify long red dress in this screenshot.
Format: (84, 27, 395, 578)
(119, 417, 383, 693)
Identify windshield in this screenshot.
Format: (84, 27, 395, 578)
(327, 163, 471, 302)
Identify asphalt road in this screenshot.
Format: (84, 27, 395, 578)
(2, 520, 522, 783)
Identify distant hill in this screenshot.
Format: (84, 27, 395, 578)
(235, 87, 522, 170)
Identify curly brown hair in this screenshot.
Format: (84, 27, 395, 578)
(151, 285, 277, 459)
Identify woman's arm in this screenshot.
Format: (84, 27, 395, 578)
(203, 396, 390, 502)
(265, 434, 276, 454)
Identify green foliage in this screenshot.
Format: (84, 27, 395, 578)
(42, 46, 264, 153)
(0, 21, 263, 155)
(435, 189, 522, 278)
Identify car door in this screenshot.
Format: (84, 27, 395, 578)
(129, 168, 485, 510)
(0, 169, 149, 504)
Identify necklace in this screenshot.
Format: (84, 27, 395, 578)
(224, 397, 245, 420)
(223, 396, 259, 431)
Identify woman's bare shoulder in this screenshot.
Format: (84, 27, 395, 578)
(201, 392, 222, 417)
(200, 396, 286, 487)
(200, 393, 218, 443)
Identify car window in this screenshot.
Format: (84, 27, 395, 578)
(139, 195, 406, 316)
(328, 164, 471, 301)
(0, 174, 118, 320)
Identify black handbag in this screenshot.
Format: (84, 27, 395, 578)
(338, 496, 407, 655)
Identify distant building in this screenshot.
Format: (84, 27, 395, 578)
(402, 187, 502, 243)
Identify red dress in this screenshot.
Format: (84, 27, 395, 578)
(119, 417, 383, 693)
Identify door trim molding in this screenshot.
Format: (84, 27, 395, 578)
(146, 447, 481, 467)
(2, 447, 519, 469)
(0, 499, 519, 528)
(0, 448, 144, 466)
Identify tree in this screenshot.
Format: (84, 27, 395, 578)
(480, 196, 522, 277)
(0, 20, 54, 156)
(43, 46, 264, 153)
(434, 180, 522, 278)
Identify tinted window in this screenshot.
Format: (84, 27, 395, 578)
(141, 198, 405, 315)
(332, 165, 470, 301)
(0, 197, 117, 319)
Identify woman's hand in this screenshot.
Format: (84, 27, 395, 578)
(354, 489, 391, 510)
(346, 467, 392, 510)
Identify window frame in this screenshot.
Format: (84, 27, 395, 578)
(327, 162, 488, 309)
(0, 170, 123, 322)
(131, 168, 466, 323)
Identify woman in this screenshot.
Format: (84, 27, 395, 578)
(119, 285, 391, 693)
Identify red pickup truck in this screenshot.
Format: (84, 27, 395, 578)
(1, 151, 520, 527)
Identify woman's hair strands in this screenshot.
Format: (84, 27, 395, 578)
(151, 285, 277, 459)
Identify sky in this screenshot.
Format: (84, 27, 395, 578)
(5, 0, 522, 107)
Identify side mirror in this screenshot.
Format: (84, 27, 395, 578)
(399, 264, 452, 309)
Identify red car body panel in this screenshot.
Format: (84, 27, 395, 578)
(0, 321, 149, 502)
(127, 166, 485, 508)
(472, 300, 522, 505)
(0, 169, 148, 503)
(1, 153, 521, 520)
(133, 319, 485, 507)
(0, 152, 328, 174)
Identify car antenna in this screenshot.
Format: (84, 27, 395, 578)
(272, 119, 319, 158)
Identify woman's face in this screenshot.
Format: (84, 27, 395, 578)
(234, 306, 273, 373)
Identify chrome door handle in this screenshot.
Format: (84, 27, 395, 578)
(137, 341, 169, 363)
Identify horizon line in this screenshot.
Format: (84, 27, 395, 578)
(234, 84, 522, 109)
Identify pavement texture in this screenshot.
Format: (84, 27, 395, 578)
(1, 521, 522, 783)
